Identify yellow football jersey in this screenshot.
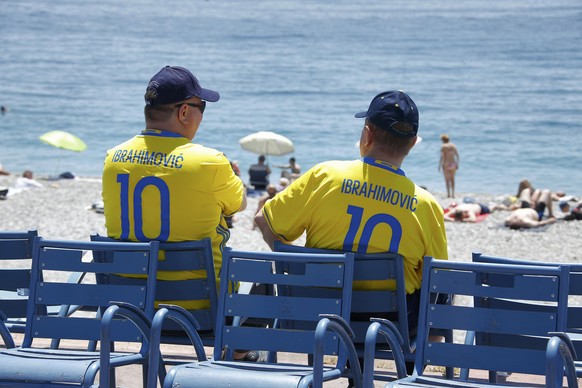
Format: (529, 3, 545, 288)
(103, 129, 245, 308)
(262, 158, 447, 294)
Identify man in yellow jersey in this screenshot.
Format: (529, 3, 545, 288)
(102, 66, 246, 309)
(255, 90, 447, 333)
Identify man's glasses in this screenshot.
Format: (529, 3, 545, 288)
(175, 101, 206, 114)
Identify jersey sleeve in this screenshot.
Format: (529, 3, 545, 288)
(424, 198, 448, 260)
(262, 167, 322, 242)
(212, 154, 245, 216)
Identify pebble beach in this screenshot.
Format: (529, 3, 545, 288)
(1, 174, 581, 264)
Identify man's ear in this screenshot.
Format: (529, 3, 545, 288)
(176, 104, 188, 123)
(362, 124, 373, 147)
(410, 135, 419, 149)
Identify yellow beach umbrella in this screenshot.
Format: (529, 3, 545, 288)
(39, 130, 87, 152)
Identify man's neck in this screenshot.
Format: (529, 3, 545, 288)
(145, 121, 191, 140)
(363, 150, 404, 168)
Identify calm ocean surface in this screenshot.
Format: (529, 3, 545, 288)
(1, 0, 581, 196)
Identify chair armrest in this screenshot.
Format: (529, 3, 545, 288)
(0, 311, 15, 349)
(147, 304, 207, 388)
(548, 332, 578, 360)
(546, 334, 578, 388)
(99, 301, 153, 388)
(363, 318, 407, 386)
(312, 314, 363, 388)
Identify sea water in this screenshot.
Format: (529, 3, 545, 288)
(1, 0, 581, 196)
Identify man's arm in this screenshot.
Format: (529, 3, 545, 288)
(536, 217, 556, 227)
(254, 209, 280, 250)
(463, 211, 477, 222)
(506, 215, 556, 229)
(239, 184, 248, 211)
(443, 212, 456, 222)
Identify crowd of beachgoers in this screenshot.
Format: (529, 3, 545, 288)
(1, 174, 580, 265)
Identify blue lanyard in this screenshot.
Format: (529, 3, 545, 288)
(141, 129, 185, 138)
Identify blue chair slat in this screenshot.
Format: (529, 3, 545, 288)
(153, 279, 210, 300)
(40, 249, 150, 274)
(226, 293, 343, 321)
(375, 257, 575, 388)
(222, 325, 341, 355)
(152, 248, 361, 388)
(0, 237, 159, 387)
(231, 258, 347, 287)
(429, 303, 559, 336)
(0, 230, 35, 259)
(34, 282, 148, 308)
(158, 246, 209, 270)
(0, 270, 31, 295)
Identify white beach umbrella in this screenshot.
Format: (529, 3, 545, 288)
(239, 131, 294, 157)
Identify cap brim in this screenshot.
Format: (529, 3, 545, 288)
(354, 111, 367, 118)
(199, 88, 220, 102)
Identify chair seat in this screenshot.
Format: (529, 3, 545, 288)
(0, 348, 136, 384)
(388, 375, 539, 387)
(0, 349, 93, 383)
(167, 360, 342, 388)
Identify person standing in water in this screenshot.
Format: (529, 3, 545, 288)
(438, 133, 459, 198)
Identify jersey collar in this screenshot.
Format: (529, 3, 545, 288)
(141, 129, 185, 138)
(362, 157, 406, 176)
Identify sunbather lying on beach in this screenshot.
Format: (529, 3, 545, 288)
(504, 189, 556, 229)
(443, 202, 505, 222)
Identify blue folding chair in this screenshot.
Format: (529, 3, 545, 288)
(364, 257, 577, 387)
(0, 237, 159, 387)
(0, 230, 86, 337)
(90, 234, 218, 347)
(273, 242, 453, 381)
(146, 248, 362, 388)
(471, 251, 582, 378)
(0, 230, 38, 333)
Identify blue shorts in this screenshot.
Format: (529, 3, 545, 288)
(535, 202, 546, 221)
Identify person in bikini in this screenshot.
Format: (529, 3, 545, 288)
(438, 134, 459, 198)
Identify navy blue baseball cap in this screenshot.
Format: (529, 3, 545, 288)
(355, 90, 419, 138)
(144, 66, 220, 106)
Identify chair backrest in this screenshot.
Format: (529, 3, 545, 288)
(21, 237, 159, 348)
(473, 251, 582, 358)
(414, 257, 569, 380)
(273, 242, 410, 347)
(0, 230, 38, 320)
(216, 248, 354, 365)
(90, 235, 218, 336)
